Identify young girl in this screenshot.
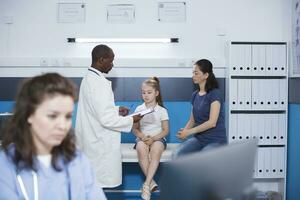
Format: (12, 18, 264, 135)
(174, 59, 226, 157)
(132, 77, 169, 200)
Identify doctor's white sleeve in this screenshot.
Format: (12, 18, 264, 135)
(90, 80, 133, 133)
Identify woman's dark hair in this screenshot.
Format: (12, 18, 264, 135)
(195, 59, 219, 92)
(143, 77, 164, 107)
(2, 73, 77, 171)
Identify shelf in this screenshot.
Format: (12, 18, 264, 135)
(227, 42, 288, 199)
(230, 110, 286, 114)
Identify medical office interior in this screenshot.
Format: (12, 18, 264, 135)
(0, 0, 300, 199)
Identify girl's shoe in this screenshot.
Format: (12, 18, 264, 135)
(141, 183, 151, 200)
(150, 180, 158, 192)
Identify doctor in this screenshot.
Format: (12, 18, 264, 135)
(0, 73, 105, 200)
(75, 44, 142, 188)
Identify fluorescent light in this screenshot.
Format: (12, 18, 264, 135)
(67, 38, 178, 43)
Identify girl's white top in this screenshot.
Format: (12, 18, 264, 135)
(135, 103, 169, 137)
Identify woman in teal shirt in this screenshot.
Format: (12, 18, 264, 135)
(0, 73, 106, 200)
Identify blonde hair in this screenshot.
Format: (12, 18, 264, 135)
(143, 77, 164, 107)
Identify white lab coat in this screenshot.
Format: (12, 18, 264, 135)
(75, 67, 133, 188)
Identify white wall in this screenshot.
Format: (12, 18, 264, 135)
(0, 0, 292, 77)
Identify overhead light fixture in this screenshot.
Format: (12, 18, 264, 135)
(67, 37, 179, 43)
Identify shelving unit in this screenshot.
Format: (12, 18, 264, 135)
(227, 42, 288, 198)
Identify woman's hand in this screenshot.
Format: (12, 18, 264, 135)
(177, 128, 189, 140)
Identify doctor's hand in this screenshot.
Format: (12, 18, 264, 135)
(177, 128, 189, 140)
(119, 106, 129, 116)
(132, 114, 143, 123)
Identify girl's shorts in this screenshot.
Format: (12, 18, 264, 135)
(133, 137, 167, 150)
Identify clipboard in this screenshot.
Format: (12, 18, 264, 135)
(128, 107, 154, 117)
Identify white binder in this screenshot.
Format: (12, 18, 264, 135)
(243, 45, 252, 76)
(271, 147, 278, 177)
(264, 147, 272, 177)
(253, 150, 258, 178)
(265, 45, 274, 76)
(237, 79, 252, 110)
(229, 114, 238, 143)
(260, 79, 267, 110)
(257, 114, 266, 145)
(244, 114, 251, 140)
(273, 45, 280, 76)
(230, 79, 238, 110)
(264, 114, 272, 145)
(271, 114, 279, 145)
(230, 45, 241, 75)
(251, 79, 258, 110)
(237, 114, 244, 141)
(244, 79, 252, 110)
(256, 79, 265, 110)
(252, 45, 266, 76)
(237, 79, 244, 110)
(251, 114, 259, 142)
(278, 113, 287, 145)
(259, 45, 267, 76)
(264, 79, 273, 110)
(257, 147, 264, 178)
(277, 45, 287, 76)
(279, 79, 287, 110)
(271, 79, 280, 110)
(277, 147, 285, 178)
(252, 45, 260, 76)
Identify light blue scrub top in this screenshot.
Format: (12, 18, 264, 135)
(0, 146, 107, 200)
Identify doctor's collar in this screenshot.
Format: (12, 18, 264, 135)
(88, 67, 102, 76)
